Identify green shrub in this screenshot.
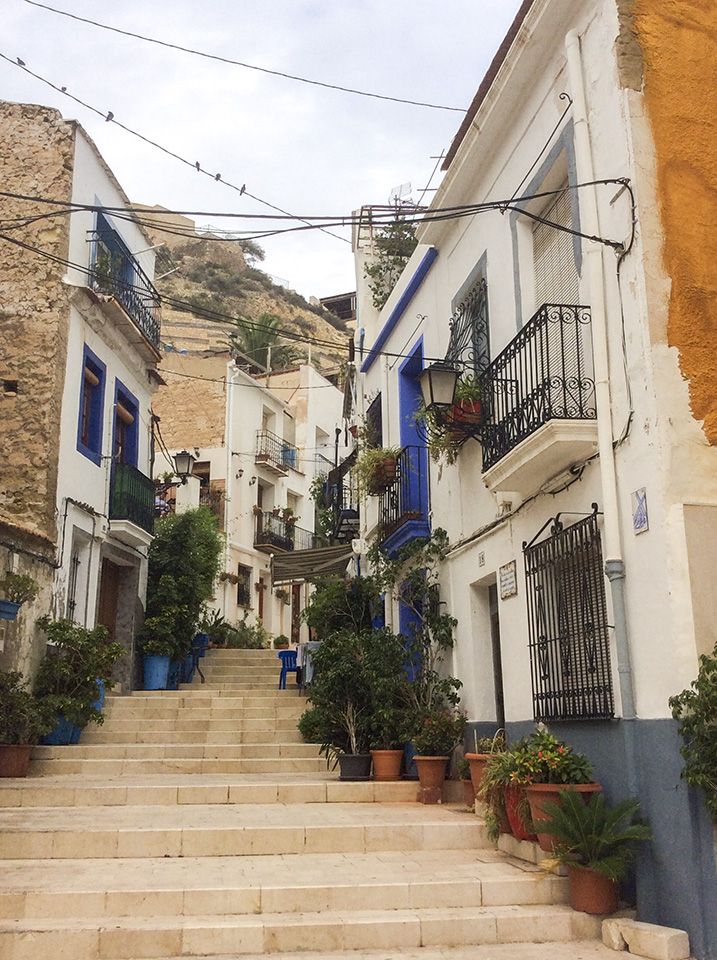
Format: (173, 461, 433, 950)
(412, 709, 467, 756)
(670, 644, 717, 819)
(0, 671, 53, 744)
(0, 572, 39, 605)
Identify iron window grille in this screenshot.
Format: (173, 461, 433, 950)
(523, 506, 614, 722)
(444, 276, 490, 376)
(66, 549, 81, 621)
(237, 565, 252, 607)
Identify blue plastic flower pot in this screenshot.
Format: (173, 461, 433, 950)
(181, 653, 195, 684)
(41, 715, 82, 745)
(0, 599, 21, 621)
(194, 632, 210, 657)
(143, 654, 170, 690)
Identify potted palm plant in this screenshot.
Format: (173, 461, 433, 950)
(0, 671, 53, 776)
(540, 791, 651, 914)
(0, 572, 39, 621)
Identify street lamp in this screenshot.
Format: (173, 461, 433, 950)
(418, 362, 459, 411)
(173, 449, 196, 485)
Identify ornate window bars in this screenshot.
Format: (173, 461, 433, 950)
(523, 506, 614, 722)
(444, 277, 490, 376)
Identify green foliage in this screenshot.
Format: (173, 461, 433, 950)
(302, 576, 381, 641)
(224, 612, 270, 649)
(413, 709, 467, 756)
(0, 671, 53, 744)
(670, 645, 717, 818)
(353, 446, 401, 497)
(310, 474, 334, 540)
(301, 627, 408, 757)
(0, 572, 39, 605)
(472, 732, 506, 754)
(229, 312, 301, 370)
(415, 376, 486, 468)
(35, 618, 124, 728)
(540, 791, 651, 881)
(457, 757, 471, 780)
(140, 508, 223, 660)
(363, 219, 418, 310)
(478, 747, 517, 842)
(370, 529, 461, 717)
(512, 730, 593, 785)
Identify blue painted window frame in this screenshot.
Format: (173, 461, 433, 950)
(112, 379, 140, 468)
(77, 345, 106, 466)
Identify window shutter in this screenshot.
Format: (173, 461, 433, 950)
(532, 189, 580, 306)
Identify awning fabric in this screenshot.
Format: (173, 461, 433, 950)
(271, 544, 354, 585)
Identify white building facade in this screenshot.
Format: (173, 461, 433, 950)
(353, 1, 717, 954)
(158, 363, 347, 643)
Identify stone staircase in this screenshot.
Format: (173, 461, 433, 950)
(0, 647, 614, 959)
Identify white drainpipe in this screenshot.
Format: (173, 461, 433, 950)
(565, 30, 636, 720)
(223, 365, 238, 619)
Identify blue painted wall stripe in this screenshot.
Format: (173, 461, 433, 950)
(360, 247, 438, 373)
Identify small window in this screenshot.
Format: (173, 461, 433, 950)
(77, 345, 106, 465)
(237, 564, 252, 607)
(365, 394, 383, 447)
(532, 187, 580, 305)
(113, 381, 139, 467)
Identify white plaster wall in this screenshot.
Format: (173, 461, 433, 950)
(355, 0, 710, 725)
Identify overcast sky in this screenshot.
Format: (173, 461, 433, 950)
(3, 0, 523, 299)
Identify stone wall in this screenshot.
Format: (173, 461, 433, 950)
(0, 101, 75, 547)
(153, 343, 228, 450)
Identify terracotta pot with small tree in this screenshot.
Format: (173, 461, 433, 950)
(412, 708, 467, 804)
(0, 671, 53, 777)
(540, 790, 651, 915)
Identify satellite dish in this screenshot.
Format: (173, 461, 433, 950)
(388, 182, 412, 205)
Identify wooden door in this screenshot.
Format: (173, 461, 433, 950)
(291, 584, 302, 643)
(97, 559, 121, 642)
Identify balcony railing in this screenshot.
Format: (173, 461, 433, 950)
(255, 430, 299, 473)
(254, 511, 318, 553)
(378, 445, 428, 539)
(90, 232, 161, 348)
(109, 462, 154, 534)
(480, 304, 596, 472)
(326, 450, 359, 543)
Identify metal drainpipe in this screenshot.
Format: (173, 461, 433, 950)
(565, 30, 636, 721)
(223, 366, 238, 619)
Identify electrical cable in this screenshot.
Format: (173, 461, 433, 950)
(0, 51, 349, 245)
(22, 0, 466, 113)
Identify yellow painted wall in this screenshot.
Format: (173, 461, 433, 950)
(634, 0, 717, 441)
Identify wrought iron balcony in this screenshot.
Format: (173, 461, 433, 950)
(254, 510, 318, 554)
(89, 232, 161, 349)
(109, 462, 154, 536)
(378, 445, 429, 541)
(480, 304, 597, 480)
(255, 430, 298, 475)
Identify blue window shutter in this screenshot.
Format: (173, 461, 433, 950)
(77, 345, 106, 466)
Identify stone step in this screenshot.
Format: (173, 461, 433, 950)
(0, 904, 599, 959)
(64, 947, 619, 960)
(32, 744, 320, 760)
(126, 691, 300, 701)
(0, 849, 568, 920)
(180, 684, 290, 692)
(0, 803, 488, 859)
(100, 709, 305, 723)
(80, 729, 304, 745)
(82, 718, 301, 733)
(28, 757, 328, 777)
(0, 777, 418, 808)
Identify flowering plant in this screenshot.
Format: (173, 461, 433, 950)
(512, 731, 593, 785)
(412, 709, 467, 756)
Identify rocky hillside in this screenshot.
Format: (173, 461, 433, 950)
(138, 207, 350, 371)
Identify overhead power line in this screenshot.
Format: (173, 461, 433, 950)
(22, 0, 466, 113)
(0, 51, 349, 245)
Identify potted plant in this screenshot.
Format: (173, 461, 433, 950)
(516, 730, 601, 851)
(0, 572, 39, 621)
(412, 708, 467, 803)
(35, 617, 124, 744)
(0, 671, 53, 776)
(478, 748, 515, 841)
(465, 731, 505, 798)
(139, 611, 178, 690)
(448, 376, 485, 433)
(540, 791, 651, 914)
(273, 634, 290, 650)
(354, 446, 401, 496)
(369, 703, 408, 782)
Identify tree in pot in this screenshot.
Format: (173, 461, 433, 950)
(411, 708, 467, 804)
(35, 618, 124, 744)
(0, 571, 39, 621)
(0, 671, 54, 776)
(515, 730, 600, 851)
(139, 507, 223, 689)
(540, 791, 651, 915)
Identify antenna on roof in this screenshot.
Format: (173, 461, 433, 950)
(388, 182, 412, 205)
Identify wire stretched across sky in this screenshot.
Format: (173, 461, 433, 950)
(22, 0, 467, 113)
(0, 51, 350, 245)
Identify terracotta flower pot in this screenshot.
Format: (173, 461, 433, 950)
(414, 755, 449, 804)
(504, 784, 537, 841)
(465, 752, 490, 797)
(371, 749, 403, 782)
(451, 398, 484, 426)
(525, 783, 603, 852)
(567, 865, 619, 915)
(367, 457, 398, 495)
(0, 743, 32, 778)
